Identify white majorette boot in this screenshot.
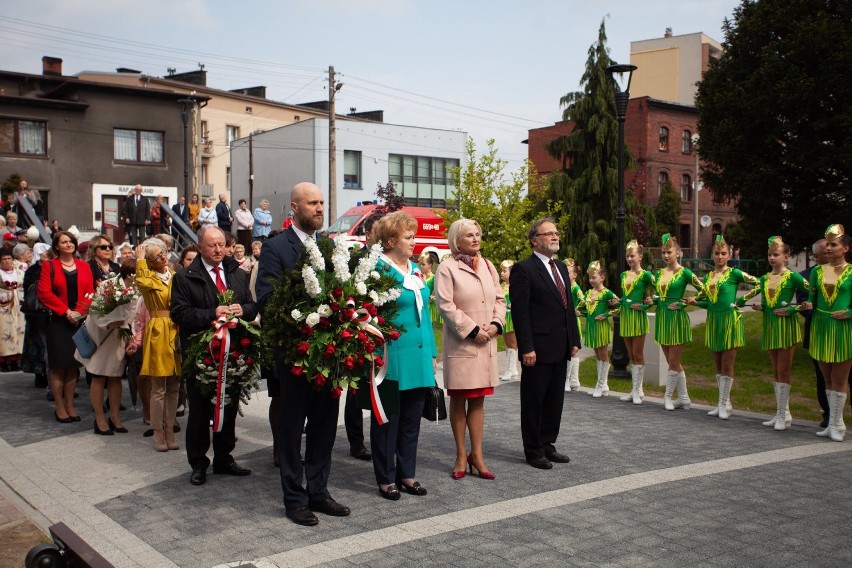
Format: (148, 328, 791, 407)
(773, 382, 792, 431)
(717, 376, 734, 419)
(763, 382, 780, 427)
(592, 360, 609, 397)
(663, 370, 678, 411)
(590, 360, 601, 396)
(676, 371, 691, 409)
(708, 374, 721, 416)
(828, 391, 847, 442)
(501, 349, 518, 382)
(568, 358, 581, 391)
(620, 366, 636, 402)
(816, 390, 835, 437)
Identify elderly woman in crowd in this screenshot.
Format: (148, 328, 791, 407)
(37, 231, 95, 422)
(435, 219, 505, 480)
(21, 243, 52, 388)
(0, 248, 26, 371)
(135, 238, 180, 451)
(87, 234, 120, 286)
(76, 260, 136, 435)
(13, 243, 33, 271)
(197, 198, 218, 230)
(371, 211, 437, 500)
(252, 199, 273, 241)
(234, 199, 254, 249)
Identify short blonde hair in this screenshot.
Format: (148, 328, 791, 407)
(375, 211, 417, 250)
(447, 218, 481, 254)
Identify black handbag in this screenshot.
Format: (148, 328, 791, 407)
(422, 386, 447, 422)
(21, 263, 51, 318)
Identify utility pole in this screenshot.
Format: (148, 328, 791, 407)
(248, 132, 254, 209)
(328, 65, 337, 226)
(692, 134, 701, 259)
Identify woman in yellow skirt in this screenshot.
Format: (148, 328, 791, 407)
(739, 236, 809, 430)
(801, 224, 851, 441)
(580, 261, 617, 398)
(563, 259, 584, 392)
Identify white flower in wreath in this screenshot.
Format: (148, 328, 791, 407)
(370, 270, 380, 280)
(356, 281, 367, 296)
(302, 265, 322, 298)
(317, 304, 333, 317)
(305, 312, 321, 327)
(304, 237, 326, 272)
(291, 309, 303, 320)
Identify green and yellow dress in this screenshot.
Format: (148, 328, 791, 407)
(579, 287, 617, 348)
(426, 274, 442, 325)
(570, 283, 585, 342)
(738, 270, 809, 350)
(501, 283, 514, 333)
(653, 267, 703, 346)
(617, 270, 655, 338)
(696, 268, 759, 352)
(807, 264, 852, 363)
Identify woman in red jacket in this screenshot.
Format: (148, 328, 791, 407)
(37, 231, 95, 423)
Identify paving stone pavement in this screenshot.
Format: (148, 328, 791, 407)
(1, 364, 850, 568)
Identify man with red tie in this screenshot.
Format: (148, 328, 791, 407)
(509, 218, 583, 470)
(170, 226, 258, 486)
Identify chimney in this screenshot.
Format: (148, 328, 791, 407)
(664, 27, 673, 38)
(42, 56, 63, 76)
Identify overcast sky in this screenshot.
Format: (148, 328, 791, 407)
(0, 0, 740, 172)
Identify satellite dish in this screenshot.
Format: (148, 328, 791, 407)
(700, 215, 712, 228)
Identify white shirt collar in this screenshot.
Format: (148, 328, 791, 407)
(533, 250, 564, 285)
(200, 257, 225, 285)
(291, 223, 315, 244)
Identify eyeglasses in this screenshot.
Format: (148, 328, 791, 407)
(149, 252, 167, 262)
(535, 231, 560, 238)
(96, 244, 114, 251)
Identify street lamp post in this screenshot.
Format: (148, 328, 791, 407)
(606, 63, 637, 379)
(178, 98, 195, 205)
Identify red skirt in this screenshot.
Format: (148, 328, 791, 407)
(447, 387, 494, 399)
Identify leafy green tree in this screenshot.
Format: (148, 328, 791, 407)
(2, 172, 22, 205)
(696, 0, 852, 253)
(439, 138, 544, 263)
(654, 181, 681, 238)
(538, 20, 636, 283)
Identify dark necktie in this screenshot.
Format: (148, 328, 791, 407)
(213, 266, 226, 293)
(549, 259, 568, 309)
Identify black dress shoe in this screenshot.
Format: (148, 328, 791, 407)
(545, 451, 571, 464)
(378, 484, 401, 501)
(143, 429, 154, 437)
(108, 418, 128, 433)
(93, 420, 114, 435)
(527, 457, 553, 470)
(54, 412, 74, 424)
(308, 498, 351, 517)
(70, 415, 82, 422)
(286, 506, 319, 526)
(190, 467, 207, 486)
(212, 461, 251, 476)
(349, 446, 372, 461)
(398, 481, 427, 496)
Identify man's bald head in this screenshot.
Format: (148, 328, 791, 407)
(290, 182, 325, 234)
(812, 238, 828, 264)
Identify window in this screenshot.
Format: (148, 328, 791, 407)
(659, 126, 669, 151)
(343, 150, 362, 189)
(200, 121, 209, 142)
(0, 118, 47, 156)
(681, 174, 692, 202)
(388, 153, 460, 208)
(226, 166, 231, 191)
(657, 171, 669, 195)
(201, 163, 208, 185)
(682, 130, 693, 154)
(114, 128, 164, 163)
(226, 125, 240, 147)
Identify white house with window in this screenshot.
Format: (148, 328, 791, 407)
(229, 118, 466, 227)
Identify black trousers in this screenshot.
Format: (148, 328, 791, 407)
(185, 378, 237, 470)
(520, 359, 568, 462)
(344, 388, 366, 450)
(276, 373, 340, 509)
(370, 387, 427, 485)
(127, 224, 146, 246)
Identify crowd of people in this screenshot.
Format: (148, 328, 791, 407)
(4, 175, 850, 528)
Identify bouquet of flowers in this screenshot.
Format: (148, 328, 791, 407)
(184, 290, 267, 430)
(84, 275, 139, 339)
(263, 236, 403, 404)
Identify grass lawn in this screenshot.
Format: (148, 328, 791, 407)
(574, 312, 850, 423)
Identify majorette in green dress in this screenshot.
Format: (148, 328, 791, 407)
(739, 269, 809, 350)
(579, 287, 617, 348)
(696, 267, 759, 352)
(501, 284, 514, 333)
(570, 283, 585, 341)
(617, 269, 655, 338)
(807, 264, 852, 363)
(653, 267, 703, 346)
(425, 274, 442, 325)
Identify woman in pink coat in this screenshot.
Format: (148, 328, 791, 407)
(435, 219, 506, 480)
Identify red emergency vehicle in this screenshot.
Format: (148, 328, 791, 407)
(327, 202, 449, 258)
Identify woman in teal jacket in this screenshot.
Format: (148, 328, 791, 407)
(371, 211, 437, 501)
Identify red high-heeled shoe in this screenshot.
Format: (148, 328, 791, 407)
(467, 455, 495, 480)
(451, 469, 466, 480)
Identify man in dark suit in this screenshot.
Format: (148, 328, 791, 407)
(216, 193, 233, 234)
(256, 182, 350, 526)
(122, 184, 150, 245)
(170, 226, 258, 486)
(510, 218, 582, 470)
(171, 196, 190, 240)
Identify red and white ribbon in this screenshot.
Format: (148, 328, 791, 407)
(348, 301, 389, 425)
(211, 315, 237, 432)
